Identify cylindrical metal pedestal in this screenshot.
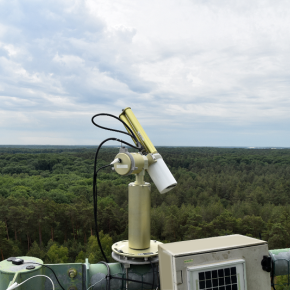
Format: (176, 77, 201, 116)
(128, 182, 151, 250)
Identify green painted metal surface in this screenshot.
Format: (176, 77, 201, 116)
(88, 262, 122, 277)
(0, 257, 85, 290)
(269, 248, 290, 255)
(43, 263, 84, 290)
(0, 256, 156, 290)
(0, 256, 43, 290)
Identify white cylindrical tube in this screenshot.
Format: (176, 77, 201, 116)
(147, 154, 177, 194)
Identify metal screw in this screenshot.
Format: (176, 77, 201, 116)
(68, 268, 77, 279)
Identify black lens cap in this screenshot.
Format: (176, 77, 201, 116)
(7, 257, 16, 262)
(26, 265, 35, 270)
(12, 258, 24, 265)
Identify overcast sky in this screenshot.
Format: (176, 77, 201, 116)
(0, 0, 289, 147)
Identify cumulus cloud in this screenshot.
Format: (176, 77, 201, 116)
(0, 0, 289, 146)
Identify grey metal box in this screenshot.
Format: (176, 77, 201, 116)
(158, 234, 271, 290)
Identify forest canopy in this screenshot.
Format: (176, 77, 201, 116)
(1, 146, 290, 263)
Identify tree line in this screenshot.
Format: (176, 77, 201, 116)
(1, 146, 290, 264)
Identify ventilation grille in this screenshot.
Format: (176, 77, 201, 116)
(187, 259, 246, 290)
(198, 267, 238, 290)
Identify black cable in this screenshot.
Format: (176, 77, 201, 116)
(270, 259, 276, 290)
(93, 162, 111, 263)
(110, 262, 160, 289)
(271, 275, 276, 290)
(91, 113, 141, 148)
(91, 112, 143, 264)
(93, 137, 140, 263)
(150, 259, 155, 289)
(93, 261, 155, 289)
(110, 276, 153, 286)
(25, 260, 156, 290)
(24, 262, 64, 290)
(96, 261, 111, 290)
(157, 263, 160, 289)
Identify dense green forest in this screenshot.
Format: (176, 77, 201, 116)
(1, 146, 290, 265)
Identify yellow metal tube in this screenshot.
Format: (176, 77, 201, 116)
(119, 114, 138, 147)
(119, 107, 157, 154)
